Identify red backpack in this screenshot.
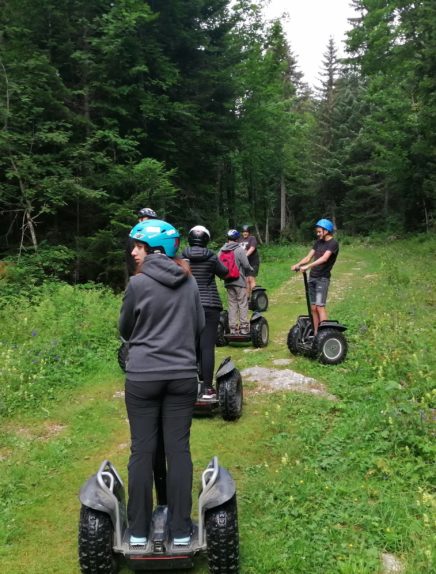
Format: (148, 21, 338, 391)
(219, 249, 240, 280)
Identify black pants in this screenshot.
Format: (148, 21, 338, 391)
(199, 307, 221, 386)
(125, 377, 197, 538)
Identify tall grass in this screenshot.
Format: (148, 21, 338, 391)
(0, 282, 120, 416)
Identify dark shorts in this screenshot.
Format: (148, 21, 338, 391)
(308, 277, 330, 307)
(247, 262, 259, 277)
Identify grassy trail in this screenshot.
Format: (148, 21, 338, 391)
(0, 243, 434, 573)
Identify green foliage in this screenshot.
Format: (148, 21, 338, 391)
(0, 281, 119, 416)
(0, 0, 435, 288)
(0, 244, 76, 298)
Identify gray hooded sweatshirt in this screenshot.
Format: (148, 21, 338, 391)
(119, 253, 205, 381)
(218, 241, 253, 288)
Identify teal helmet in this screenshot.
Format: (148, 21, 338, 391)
(129, 219, 180, 257)
(315, 218, 334, 233)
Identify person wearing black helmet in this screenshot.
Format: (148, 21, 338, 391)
(126, 208, 159, 276)
(218, 229, 253, 335)
(138, 207, 158, 221)
(239, 225, 260, 298)
(182, 225, 228, 397)
(291, 218, 339, 334)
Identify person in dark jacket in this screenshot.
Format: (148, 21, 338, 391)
(119, 219, 205, 548)
(125, 207, 158, 277)
(182, 225, 228, 397)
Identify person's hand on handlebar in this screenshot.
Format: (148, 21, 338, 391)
(291, 264, 309, 272)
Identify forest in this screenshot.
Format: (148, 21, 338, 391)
(1, 3, 435, 572)
(0, 0, 435, 289)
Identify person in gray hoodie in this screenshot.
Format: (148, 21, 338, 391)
(119, 219, 205, 548)
(218, 229, 253, 335)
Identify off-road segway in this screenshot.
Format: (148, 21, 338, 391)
(78, 455, 239, 573)
(287, 270, 347, 364)
(195, 356, 243, 421)
(216, 310, 269, 348)
(249, 286, 268, 312)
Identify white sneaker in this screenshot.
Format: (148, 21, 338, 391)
(201, 388, 217, 399)
(130, 535, 147, 546)
(173, 536, 191, 546)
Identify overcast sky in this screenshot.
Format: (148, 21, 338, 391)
(263, 0, 359, 87)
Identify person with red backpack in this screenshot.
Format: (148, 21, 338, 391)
(218, 229, 253, 335)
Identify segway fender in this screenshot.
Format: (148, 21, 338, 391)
(79, 460, 126, 547)
(250, 312, 263, 323)
(79, 475, 118, 526)
(215, 356, 237, 379)
(200, 465, 236, 512)
(318, 321, 347, 332)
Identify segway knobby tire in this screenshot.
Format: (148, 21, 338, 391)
(117, 343, 128, 372)
(78, 506, 118, 574)
(216, 321, 228, 347)
(315, 329, 348, 365)
(251, 317, 269, 348)
(286, 324, 300, 355)
(218, 370, 243, 421)
(205, 495, 239, 574)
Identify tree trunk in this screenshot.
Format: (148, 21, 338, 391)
(280, 172, 286, 232)
(264, 214, 269, 244)
(254, 222, 263, 245)
(25, 208, 38, 251)
(423, 199, 429, 233)
(383, 187, 389, 218)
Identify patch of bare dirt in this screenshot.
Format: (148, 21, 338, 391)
(0, 448, 12, 462)
(241, 366, 337, 400)
(41, 422, 67, 440)
(4, 422, 67, 443)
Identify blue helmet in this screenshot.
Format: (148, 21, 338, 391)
(129, 219, 180, 257)
(227, 229, 240, 240)
(315, 219, 334, 233)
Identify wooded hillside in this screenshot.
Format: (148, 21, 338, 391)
(0, 0, 434, 287)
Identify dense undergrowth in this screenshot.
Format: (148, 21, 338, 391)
(0, 282, 120, 416)
(0, 236, 435, 573)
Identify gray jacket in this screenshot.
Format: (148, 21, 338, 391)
(119, 254, 205, 381)
(218, 241, 253, 288)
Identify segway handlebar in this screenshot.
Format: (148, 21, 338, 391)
(293, 268, 314, 329)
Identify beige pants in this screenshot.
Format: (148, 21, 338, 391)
(226, 285, 249, 333)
